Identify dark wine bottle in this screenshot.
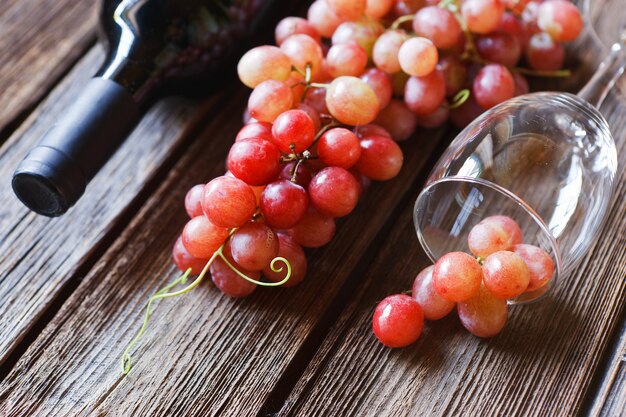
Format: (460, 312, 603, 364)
(13, 0, 277, 217)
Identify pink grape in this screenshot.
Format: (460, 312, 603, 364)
(280, 161, 312, 188)
(309, 167, 360, 218)
(210, 244, 258, 298)
(247, 80, 293, 123)
(230, 222, 279, 271)
(287, 206, 336, 248)
(237, 46, 292, 88)
(404, 70, 446, 116)
(496, 11, 525, 44)
(468, 215, 523, 258)
(372, 294, 424, 348)
(482, 250, 530, 299)
(372, 30, 410, 74)
(537, 0, 583, 42)
(235, 122, 273, 143)
(202, 176, 257, 228)
(432, 251, 482, 302)
(476, 33, 522, 67)
(271, 109, 316, 154)
(374, 99, 418, 141)
(412, 6, 462, 49)
(513, 244, 555, 291)
(303, 86, 330, 116)
(184, 184, 205, 218)
(327, 0, 366, 20)
(355, 135, 403, 180)
(332, 20, 384, 56)
(325, 41, 368, 77)
(461, 0, 505, 34)
(182, 216, 229, 259)
(353, 124, 392, 139)
(275, 17, 321, 46)
(307, 0, 344, 38)
(398, 37, 438, 77)
(365, 0, 394, 18)
(412, 265, 456, 320)
(318, 128, 362, 169)
(472, 64, 515, 109)
(172, 236, 209, 275)
(360, 68, 393, 110)
(526, 32, 565, 71)
(437, 55, 468, 97)
(227, 138, 281, 186)
(263, 233, 307, 287)
(260, 180, 308, 229)
(458, 284, 508, 337)
(281, 34, 324, 76)
(325, 76, 380, 126)
(416, 106, 450, 129)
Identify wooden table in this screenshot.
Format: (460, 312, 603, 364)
(0, 1, 624, 415)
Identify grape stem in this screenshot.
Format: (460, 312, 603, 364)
(291, 65, 306, 78)
(464, 54, 572, 77)
(121, 235, 292, 375)
(390, 14, 415, 30)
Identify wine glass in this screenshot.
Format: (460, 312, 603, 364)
(413, 34, 624, 304)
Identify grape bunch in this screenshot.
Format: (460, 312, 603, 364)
(372, 215, 556, 347)
(172, 0, 582, 297)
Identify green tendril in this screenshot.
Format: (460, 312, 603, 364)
(219, 254, 292, 287)
(390, 14, 415, 30)
(447, 89, 471, 110)
(513, 67, 572, 78)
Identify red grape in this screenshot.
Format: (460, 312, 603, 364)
(398, 37, 438, 77)
(248, 80, 293, 123)
(326, 41, 368, 77)
(281, 34, 324, 76)
(412, 6, 462, 49)
(317, 128, 362, 169)
(432, 251, 482, 302)
(437, 55, 468, 97)
(374, 99, 418, 141)
(482, 250, 530, 299)
(461, 0, 505, 34)
(472, 64, 515, 109)
(355, 135, 403, 180)
(476, 32, 522, 67)
(526, 32, 565, 71)
(412, 265, 456, 320)
(287, 206, 336, 248)
(227, 138, 281, 186)
(365, 0, 394, 19)
(537, 0, 583, 42)
(230, 222, 279, 271)
(202, 176, 257, 228)
(372, 294, 424, 348)
(360, 68, 393, 110)
(235, 122, 273, 143)
(260, 179, 308, 229)
(468, 215, 523, 258)
(184, 184, 205, 218)
(513, 244, 555, 291)
(416, 106, 450, 129)
(303, 86, 330, 116)
(280, 161, 313, 188)
(404, 70, 446, 116)
(458, 284, 508, 337)
(373, 30, 410, 74)
(332, 20, 384, 56)
(271, 109, 316, 154)
(309, 166, 360, 218)
(295, 103, 321, 133)
(172, 236, 209, 275)
(327, 0, 366, 20)
(237, 46, 292, 88)
(325, 76, 380, 126)
(211, 244, 258, 298)
(275, 17, 321, 46)
(182, 216, 229, 259)
(307, 0, 344, 38)
(353, 124, 392, 139)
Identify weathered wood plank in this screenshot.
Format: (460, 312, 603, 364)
(272, 92, 626, 416)
(0, 88, 449, 415)
(0, 0, 96, 136)
(0, 45, 218, 365)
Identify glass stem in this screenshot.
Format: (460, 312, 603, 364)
(577, 36, 626, 109)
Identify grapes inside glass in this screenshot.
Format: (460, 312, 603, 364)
(413, 32, 625, 304)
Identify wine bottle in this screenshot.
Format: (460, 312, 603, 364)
(12, 0, 278, 217)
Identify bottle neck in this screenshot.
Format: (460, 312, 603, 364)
(577, 36, 626, 109)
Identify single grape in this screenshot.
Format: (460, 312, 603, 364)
(303, 86, 330, 116)
(355, 135, 403, 180)
(450, 95, 484, 128)
(260, 179, 308, 229)
(325, 41, 368, 78)
(476, 32, 522, 67)
(309, 167, 360, 218)
(393, 0, 428, 16)
(513, 244, 555, 291)
(295, 103, 321, 133)
(526, 32, 565, 71)
(374, 99, 418, 141)
(372, 30, 410, 74)
(287, 206, 336, 248)
(235, 122, 273, 143)
(432, 251, 482, 302)
(495, 11, 525, 44)
(365, 0, 394, 18)
(202, 176, 257, 228)
(360, 68, 393, 110)
(184, 184, 205, 218)
(472, 64, 515, 109)
(404, 70, 446, 116)
(412, 6, 462, 49)
(537, 0, 583, 42)
(458, 283, 508, 338)
(275, 16, 321, 46)
(263, 233, 307, 287)
(437, 55, 468, 97)
(513, 72, 530, 96)
(372, 294, 424, 348)
(327, 0, 366, 20)
(468, 215, 523, 258)
(307, 0, 344, 38)
(317, 128, 362, 169)
(210, 244, 258, 298)
(172, 236, 209, 275)
(332, 20, 384, 56)
(461, 0, 505, 34)
(415, 106, 449, 129)
(247, 80, 293, 123)
(182, 216, 229, 259)
(271, 109, 316, 154)
(353, 124, 392, 139)
(230, 222, 279, 271)
(326, 76, 380, 126)
(281, 34, 324, 76)
(412, 265, 456, 320)
(482, 250, 530, 299)
(237, 46, 292, 88)
(398, 37, 438, 77)
(349, 168, 371, 197)
(227, 138, 281, 186)
(279, 161, 313, 188)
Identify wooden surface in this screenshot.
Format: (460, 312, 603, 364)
(0, 1, 624, 416)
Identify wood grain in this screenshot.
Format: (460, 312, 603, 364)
(0, 0, 96, 138)
(0, 45, 219, 365)
(0, 87, 450, 414)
